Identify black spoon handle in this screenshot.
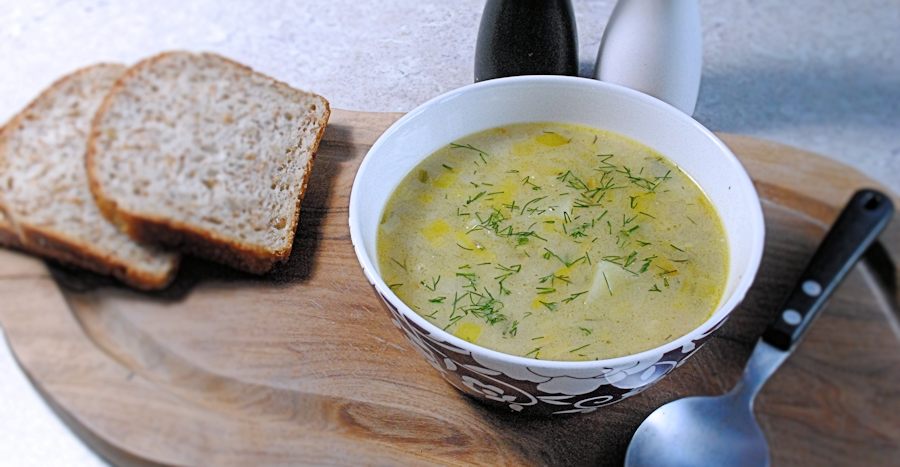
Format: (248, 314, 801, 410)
(762, 189, 894, 351)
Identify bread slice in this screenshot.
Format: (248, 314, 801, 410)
(87, 51, 330, 273)
(0, 64, 179, 289)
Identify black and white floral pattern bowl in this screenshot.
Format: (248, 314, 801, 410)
(348, 76, 765, 415)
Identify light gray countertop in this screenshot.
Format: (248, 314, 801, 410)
(1, 0, 897, 464)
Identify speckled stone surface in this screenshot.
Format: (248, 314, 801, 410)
(0, 0, 897, 464)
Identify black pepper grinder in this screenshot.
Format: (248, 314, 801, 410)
(474, 0, 579, 82)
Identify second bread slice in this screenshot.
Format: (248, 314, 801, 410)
(87, 52, 331, 273)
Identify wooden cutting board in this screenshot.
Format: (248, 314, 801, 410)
(1, 109, 898, 466)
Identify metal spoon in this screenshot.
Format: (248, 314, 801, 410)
(625, 189, 894, 467)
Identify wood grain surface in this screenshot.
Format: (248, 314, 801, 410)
(0, 109, 898, 466)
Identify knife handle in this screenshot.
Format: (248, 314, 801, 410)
(762, 189, 894, 351)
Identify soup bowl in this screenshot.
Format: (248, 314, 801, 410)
(348, 76, 764, 415)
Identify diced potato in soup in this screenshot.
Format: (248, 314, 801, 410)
(378, 123, 728, 361)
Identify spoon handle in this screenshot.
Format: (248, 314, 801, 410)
(762, 189, 894, 351)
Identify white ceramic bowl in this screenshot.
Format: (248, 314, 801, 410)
(349, 76, 764, 415)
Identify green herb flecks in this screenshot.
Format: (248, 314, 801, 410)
(562, 291, 588, 304)
(569, 344, 591, 353)
(421, 275, 441, 291)
(539, 301, 558, 312)
(450, 142, 491, 165)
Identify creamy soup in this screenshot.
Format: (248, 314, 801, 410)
(377, 123, 728, 361)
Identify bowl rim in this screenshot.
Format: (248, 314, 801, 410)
(349, 75, 765, 370)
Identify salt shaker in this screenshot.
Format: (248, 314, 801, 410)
(594, 0, 703, 115)
(474, 0, 579, 82)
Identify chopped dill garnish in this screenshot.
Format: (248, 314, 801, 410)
(639, 255, 657, 273)
(520, 196, 548, 214)
(596, 154, 615, 169)
(525, 347, 542, 358)
(429, 296, 447, 303)
(566, 252, 592, 267)
(539, 272, 571, 286)
(388, 283, 403, 290)
(456, 242, 473, 251)
(421, 275, 441, 291)
(450, 142, 490, 165)
(521, 175, 542, 191)
(578, 326, 593, 336)
(563, 291, 588, 304)
(494, 263, 522, 276)
(657, 266, 678, 276)
(539, 301, 558, 311)
(494, 263, 521, 295)
(542, 248, 566, 264)
(442, 315, 463, 330)
(670, 243, 686, 252)
(569, 344, 590, 353)
(390, 257, 408, 272)
(602, 272, 612, 296)
(649, 284, 662, 292)
(536, 287, 556, 295)
(466, 191, 486, 205)
(624, 251, 639, 268)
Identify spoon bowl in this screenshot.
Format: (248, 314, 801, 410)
(626, 341, 787, 467)
(625, 190, 893, 467)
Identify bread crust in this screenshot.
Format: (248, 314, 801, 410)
(19, 223, 178, 289)
(86, 51, 331, 274)
(0, 221, 22, 250)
